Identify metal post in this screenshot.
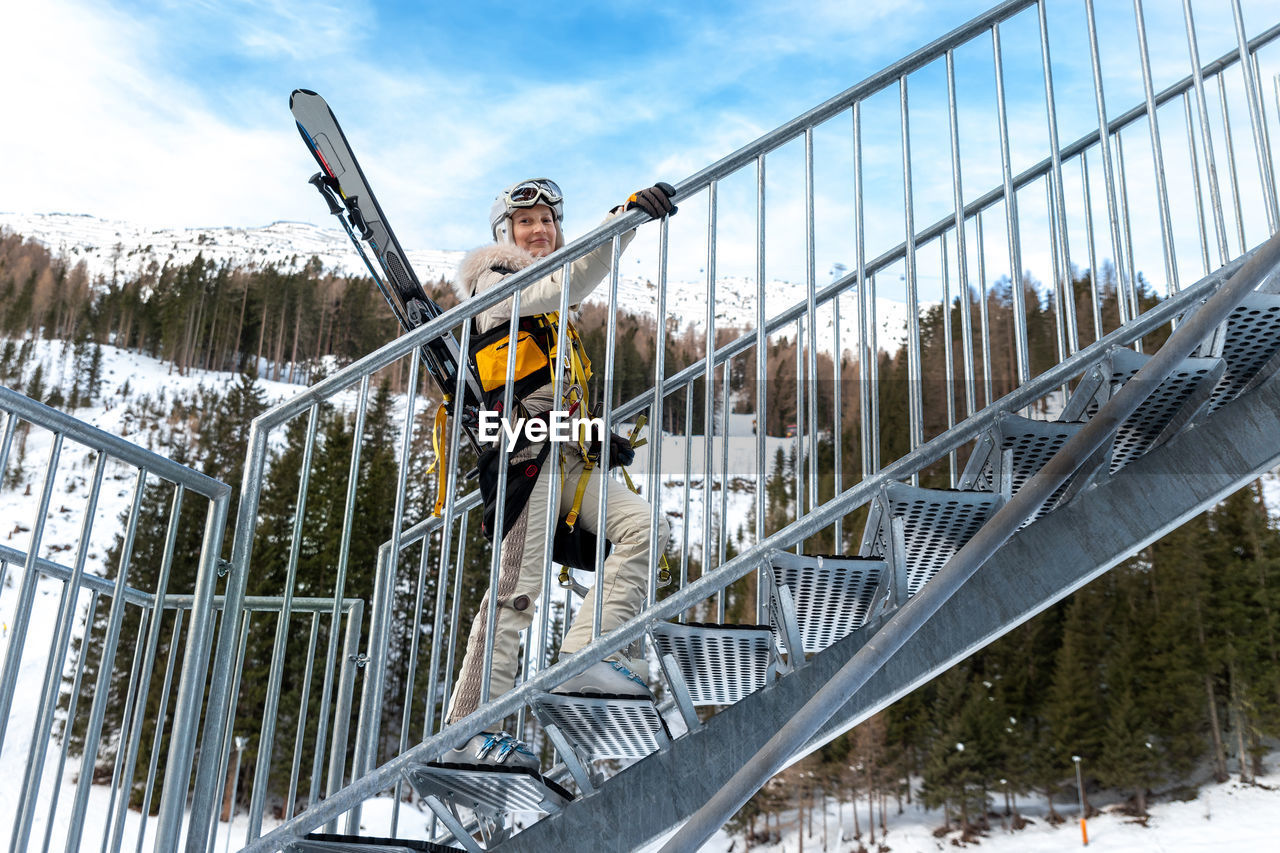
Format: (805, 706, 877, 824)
(1073, 754, 1089, 846)
(660, 231, 1280, 853)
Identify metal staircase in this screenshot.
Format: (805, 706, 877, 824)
(4, 1, 1280, 852)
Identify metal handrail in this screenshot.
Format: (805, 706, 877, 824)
(661, 228, 1280, 853)
(221, 0, 1280, 847)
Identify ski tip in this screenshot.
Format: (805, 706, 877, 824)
(290, 88, 320, 106)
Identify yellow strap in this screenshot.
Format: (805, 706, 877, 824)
(563, 459, 595, 530)
(429, 403, 449, 517)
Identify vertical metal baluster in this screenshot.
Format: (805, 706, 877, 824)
(354, 355, 423, 808)
(42, 591, 101, 853)
(248, 398, 324, 840)
(287, 613, 321, 824)
(1231, 0, 1280, 229)
(0, 432, 62, 750)
(793, 317, 805, 537)
(900, 75, 925, 468)
(209, 611, 252, 853)
(1253, 52, 1275, 177)
(976, 215, 994, 407)
(532, 259, 570, 691)
(753, 155, 768, 620)
(702, 184, 718, 589)
(302, 377, 367, 834)
(1085, 0, 1134, 329)
(1081, 155, 1104, 343)
(391, 538, 429, 835)
(992, 23, 1031, 385)
(327, 601, 363, 827)
(650, 220, 671, 602)
(133, 609, 184, 853)
(440, 513, 470, 725)
(854, 102, 876, 479)
(481, 284, 524, 706)
(1038, 0, 1077, 355)
(1046, 179, 1069, 369)
(947, 50, 977, 422)
(64, 468, 146, 853)
(804, 127, 821, 519)
(426, 315, 476, 736)
(1133, 0, 1180, 293)
(1218, 73, 1249, 255)
(0, 410, 15, 489)
(11, 451, 104, 852)
(1115, 134, 1142, 330)
(592, 235, 624, 641)
(716, 359, 730, 619)
(869, 272, 880, 470)
(102, 612, 152, 853)
(1185, 93, 1212, 275)
(347, 545, 392, 834)
(832, 284, 844, 550)
(679, 386, 694, 604)
(941, 234, 957, 486)
(1182, 0, 1230, 265)
(107, 481, 189, 853)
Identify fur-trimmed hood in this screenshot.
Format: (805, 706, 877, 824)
(453, 243, 539, 302)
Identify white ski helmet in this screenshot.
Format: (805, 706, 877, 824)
(490, 178, 565, 249)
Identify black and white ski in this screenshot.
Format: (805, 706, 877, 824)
(290, 88, 483, 413)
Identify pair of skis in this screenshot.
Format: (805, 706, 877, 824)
(290, 89, 483, 438)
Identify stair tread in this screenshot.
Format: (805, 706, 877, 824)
(402, 762, 572, 815)
(531, 693, 671, 761)
(768, 552, 886, 654)
(960, 413, 1087, 523)
(652, 621, 776, 706)
(295, 833, 463, 853)
(1206, 290, 1280, 412)
(1080, 347, 1223, 473)
(867, 483, 1003, 596)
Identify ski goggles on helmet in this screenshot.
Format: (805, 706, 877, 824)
(504, 178, 563, 210)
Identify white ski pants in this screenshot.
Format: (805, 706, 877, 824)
(445, 445, 667, 724)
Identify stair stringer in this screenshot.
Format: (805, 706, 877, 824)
(494, 368, 1280, 853)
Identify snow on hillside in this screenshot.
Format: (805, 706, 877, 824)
(2, 340, 1280, 849)
(0, 212, 922, 354)
(639, 756, 1280, 852)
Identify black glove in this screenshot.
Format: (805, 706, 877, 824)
(625, 182, 678, 220)
(607, 432, 635, 468)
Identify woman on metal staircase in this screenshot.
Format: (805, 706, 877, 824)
(440, 177, 677, 770)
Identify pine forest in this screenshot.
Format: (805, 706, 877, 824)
(2, 225, 1278, 843)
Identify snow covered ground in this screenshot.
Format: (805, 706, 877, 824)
(640, 759, 1280, 852)
(4, 322, 1280, 849)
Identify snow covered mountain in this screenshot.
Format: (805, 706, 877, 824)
(0, 212, 921, 353)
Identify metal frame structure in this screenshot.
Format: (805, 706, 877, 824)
(0, 386, 231, 852)
(4, 0, 1280, 851)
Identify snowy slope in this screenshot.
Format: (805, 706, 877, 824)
(0, 212, 921, 354)
(3, 338, 1280, 849)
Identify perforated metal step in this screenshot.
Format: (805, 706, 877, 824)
(958, 413, 1086, 523)
(1074, 347, 1224, 473)
(530, 693, 671, 761)
(293, 834, 462, 853)
(861, 483, 1002, 598)
(651, 621, 777, 706)
(768, 551, 886, 654)
(402, 762, 572, 816)
(1204, 291, 1280, 413)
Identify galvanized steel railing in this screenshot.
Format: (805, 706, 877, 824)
(0, 385, 231, 853)
(208, 0, 1280, 848)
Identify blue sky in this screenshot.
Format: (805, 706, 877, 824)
(2, 0, 1279, 289)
